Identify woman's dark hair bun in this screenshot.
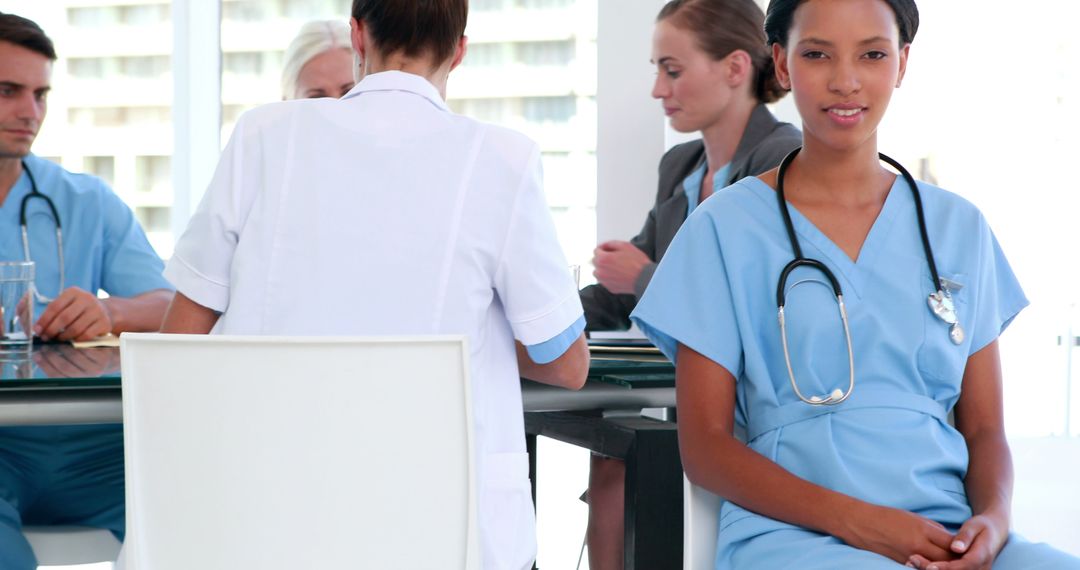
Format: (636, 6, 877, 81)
(756, 56, 787, 102)
(659, 0, 789, 104)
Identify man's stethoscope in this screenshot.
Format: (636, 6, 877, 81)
(19, 160, 65, 303)
(774, 147, 963, 406)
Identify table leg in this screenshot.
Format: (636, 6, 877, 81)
(623, 427, 683, 569)
(524, 412, 683, 570)
(527, 432, 539, 570)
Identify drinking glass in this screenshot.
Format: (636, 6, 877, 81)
(0, 261, 35, 355)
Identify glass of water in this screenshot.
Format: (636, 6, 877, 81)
(0, 261, 35, 355)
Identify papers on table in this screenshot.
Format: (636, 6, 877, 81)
(71, 334, 120, 349)
(587, 325, 664, 362)
(587, 323, 647, 341)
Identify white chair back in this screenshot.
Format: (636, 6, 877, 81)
(682, 474, 721, 570)
(120, 333, 479, 570)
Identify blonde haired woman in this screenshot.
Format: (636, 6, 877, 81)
(281, 19, 354, 99)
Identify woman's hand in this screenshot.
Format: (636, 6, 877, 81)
(909, 342, 1013, 570)
(839, 503, 957, 564)
(906, 513, 1008, 570)
(591, 240, 650, 295)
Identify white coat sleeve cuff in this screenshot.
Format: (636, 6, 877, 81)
(525, 315, 585, 364)
(509, 292, 584, 347)
(164, 255, 230, 313)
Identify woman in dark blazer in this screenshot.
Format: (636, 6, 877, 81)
(578, 0, 800, 567)
(581, 1, 801, 331)
(581, 105, 801, 329)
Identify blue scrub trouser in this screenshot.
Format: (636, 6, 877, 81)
(0, 424, 124, 570)
(725, 527, 1080, 569)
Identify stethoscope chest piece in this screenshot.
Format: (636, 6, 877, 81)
(949, 324, 965, 345)
(927, 290, 964, 345)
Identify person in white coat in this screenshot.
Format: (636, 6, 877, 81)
(159, 1, 588, 568)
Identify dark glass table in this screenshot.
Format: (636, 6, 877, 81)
(0, 346, 675, 423)
(0, 345, 122, 426)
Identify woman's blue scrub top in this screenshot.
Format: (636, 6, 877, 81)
(631, 176, 1027, 550)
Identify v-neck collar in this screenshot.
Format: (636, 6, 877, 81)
(745, 175, 907, 299)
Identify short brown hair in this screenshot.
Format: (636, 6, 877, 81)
(658, 0, 785, 104)
(0, 12, 56, 60)
(352, 0, 467, 65)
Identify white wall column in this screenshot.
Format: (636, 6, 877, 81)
(595, 0, 668, 242)
(171, 0, 221, 241)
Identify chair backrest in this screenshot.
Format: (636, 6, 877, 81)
(682, 474, 721, 570)
(120, 333, 479, 570)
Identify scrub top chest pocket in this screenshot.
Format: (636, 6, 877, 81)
(918, 271, 969, 383)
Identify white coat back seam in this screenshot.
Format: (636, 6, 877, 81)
(261, 112, 297, 334)
(431, 125, 487, 332)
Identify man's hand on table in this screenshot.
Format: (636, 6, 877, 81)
(34, 287, 113, 342)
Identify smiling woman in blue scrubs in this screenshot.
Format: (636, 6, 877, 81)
(631, 0, 1080, 568)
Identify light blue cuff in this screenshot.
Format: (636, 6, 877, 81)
(525, 315, 585, 364)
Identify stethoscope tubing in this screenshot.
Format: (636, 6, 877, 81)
(18, 160, 65, 303)
(774, 147, 944, 406)
(775, 148, 942, 301)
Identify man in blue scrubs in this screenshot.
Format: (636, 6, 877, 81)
(0, 13, 173, 568)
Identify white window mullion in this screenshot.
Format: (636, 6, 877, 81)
(171, 0, 221, 243)
(595, 0, 667, 242)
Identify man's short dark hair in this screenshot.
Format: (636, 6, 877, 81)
(0, 12, 57, 60)
(352, 0, 467, 65)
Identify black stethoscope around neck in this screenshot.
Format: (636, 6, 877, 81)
(18, 160, 65, 304)
(774, 147, 963, 406)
